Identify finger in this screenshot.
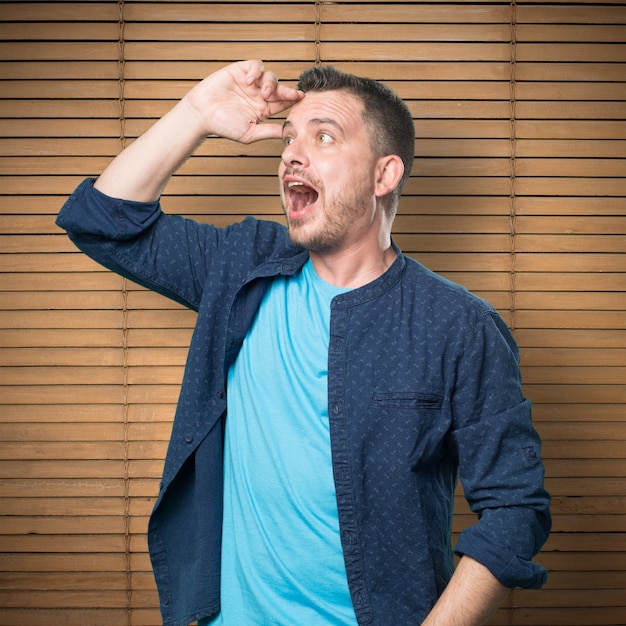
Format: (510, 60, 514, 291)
(259, 70, 279, 98)
(271, 83, 304, 103)
(263, 88, 304, 119)
(243, 59, 265, 86)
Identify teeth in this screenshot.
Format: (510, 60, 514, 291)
(288, 181, 310, 194)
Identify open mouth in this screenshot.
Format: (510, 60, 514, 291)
(285, 179, 319, 218)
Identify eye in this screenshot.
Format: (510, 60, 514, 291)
(283, 135, 294, 146)
(317, 132, 333, 144)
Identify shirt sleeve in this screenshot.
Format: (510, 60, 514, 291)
(449, 309, 551, 589)
(56, 178, 221, 310)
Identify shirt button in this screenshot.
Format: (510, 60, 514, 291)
(216, 390, 224, 399)
(184, 434, 193, 444)
(524, 446, 537, 460)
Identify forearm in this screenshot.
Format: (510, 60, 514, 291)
(421, 556, 509, 626)
(93, 60, 303, 204)
(94, 97, 207, 202)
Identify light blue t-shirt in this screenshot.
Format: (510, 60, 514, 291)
(205, 259, 357, 626)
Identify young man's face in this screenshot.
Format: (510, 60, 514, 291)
(279, 90, 382, 253)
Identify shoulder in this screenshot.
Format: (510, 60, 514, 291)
(401, 254, 495, 317)
(167, 214, 299, 264)
(398, 254, 517, 352)
(223, 216, 290, 247)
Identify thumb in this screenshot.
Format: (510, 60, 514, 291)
(241, 121, 284, 144)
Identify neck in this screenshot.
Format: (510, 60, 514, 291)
(309, 237, 397, 289)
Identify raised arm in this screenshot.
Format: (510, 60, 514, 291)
(94, 60, 303, 202)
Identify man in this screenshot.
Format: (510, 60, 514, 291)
(57, 60, 551, 626)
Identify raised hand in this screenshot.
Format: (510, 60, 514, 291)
(94, 60, 303, 201)
(184, 60, 304, 143)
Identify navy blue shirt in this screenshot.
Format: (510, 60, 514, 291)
(57, 179, 551, 626)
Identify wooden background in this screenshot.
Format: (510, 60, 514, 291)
(0, 1, 624, 624)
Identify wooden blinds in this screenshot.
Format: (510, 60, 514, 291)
(0, 1, 624, 624)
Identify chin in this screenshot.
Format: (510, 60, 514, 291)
(287, 229, 316, 251)
(287, 217, 313, 244)
(286, 213, 339, 252)
(287, 226, 311, 249)
(288, 230, 335, 254)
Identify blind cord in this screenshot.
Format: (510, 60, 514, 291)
(117, 1, 132, 624)
(508, 0, 518, 336)
(314, 1, 323, 66)
(117, 0, 127, 150)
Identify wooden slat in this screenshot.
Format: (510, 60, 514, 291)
(533, 404, 625, 421)
(516, 24, 626, 42)
(516, 291, 626, 310)
(0, 119, 122, 138)
(0, 3, 119, 21)
(0, 291, 125, 309)
(0, 609, 136, 626)
(0, 61, 118, 79)
(124, 2, 317, 22)
(323, 42, 512, 62)
(515, 197, 626, 216)
(516, 82, 626, 100)
(124, 41, 315, 61)
(517, 5, 626, 24)
(321, 4, 512, 23)
(0, 270, 120, 289)
(0, 100, 122, 119)
(0, 571, 130, 589)
(516, 329, 626, 349)
(515, 273, 626, 291)
(0, 139, 122, 162)
(516, 102, 626, 120)
(0, 366, 124, 385)
(515, 234, 625, 253)
(516, 62, 626, 81)
(321, 23, 511, 41)
(518, 43, 626, 62)
(0, 23, 119, 41)
(516, 216, 626, 234)
(516, 120, 626, 139)
(0, 42, 119, 61)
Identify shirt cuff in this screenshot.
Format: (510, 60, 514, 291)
(454, 525, 548, 589)
(56, 177, 162, 240)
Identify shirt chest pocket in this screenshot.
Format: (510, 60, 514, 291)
(372, 391, 443, 411)
(369, 391, 448, 470)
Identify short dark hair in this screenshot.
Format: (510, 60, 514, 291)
(297, 65, 414, 212)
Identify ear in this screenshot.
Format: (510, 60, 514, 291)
(374, 154, 404, 198)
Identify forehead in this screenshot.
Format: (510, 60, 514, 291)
(284, 90, 365, 131)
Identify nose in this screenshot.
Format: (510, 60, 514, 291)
(281, 138, 309, 168)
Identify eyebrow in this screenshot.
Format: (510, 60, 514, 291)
(282, 117, 345, 135)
